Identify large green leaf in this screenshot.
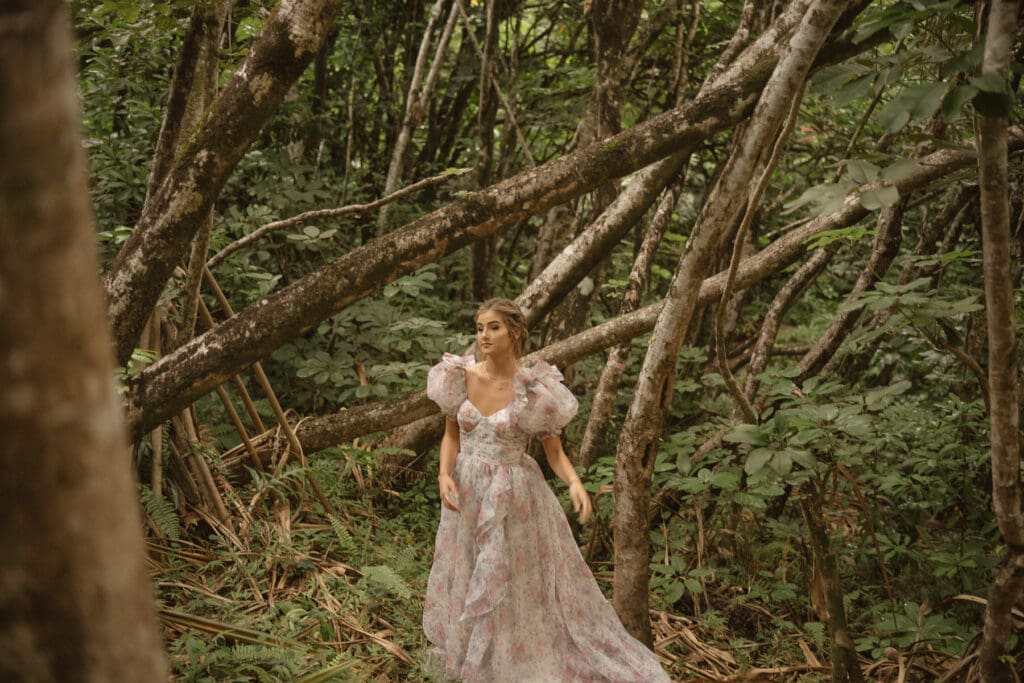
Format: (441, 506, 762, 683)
(877, 82, 949, 132)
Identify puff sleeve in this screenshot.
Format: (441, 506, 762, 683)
(513, 360, 578, 438)
(426, 353, 473, 419)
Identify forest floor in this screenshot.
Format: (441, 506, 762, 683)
(146, 449, 1007, 682)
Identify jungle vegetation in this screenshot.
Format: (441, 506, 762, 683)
(1, 0, 1022, 680)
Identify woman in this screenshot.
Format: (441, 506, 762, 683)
(423, 298, 671, 682)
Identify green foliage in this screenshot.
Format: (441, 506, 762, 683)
(139, 484, 181, 540)
(854, 601, 968, 659)
(74, 0, 1022, 677)
(172, 637, 310, 683)
(359, 564, 414, 601)
(154, 448, 439, 681)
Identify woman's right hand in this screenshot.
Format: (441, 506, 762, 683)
(438, 473, 460, 512)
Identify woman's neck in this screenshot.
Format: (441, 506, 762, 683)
(485, 353, 519, 377)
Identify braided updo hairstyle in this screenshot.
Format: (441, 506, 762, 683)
(476, 298, 528, 358)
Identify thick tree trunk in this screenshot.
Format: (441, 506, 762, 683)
(611, 0, 849, 645)
(104, 0, 343, 367)
(587, 0, 644, 144)
(975, 2, 1024, 678)
(0, 4, 168, 679)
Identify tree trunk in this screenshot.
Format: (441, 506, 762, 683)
(802, 486, 865, 683)
(378, 0, 457, 231)
(745, 246, 835, 397)
(520, 151, 689, 325)
(104, 0, 343, 367)
(541, 0, 646, 345)
(0, 4, 168, 679)
(975, 1, 1024, 678)
(172, 2, 230, 347)
(577, 173, 686, 467)
(471, 0, 500, 300)
(611, 0, 850, 645)
(145, 0, 231, 205)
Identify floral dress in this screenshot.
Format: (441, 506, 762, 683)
(423, 353, 671, 683)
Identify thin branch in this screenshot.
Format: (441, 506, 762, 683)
(454, 0, 536, 168)
(378, 0, 452, 229)
(208, 168, 471, 268)
(716, 80, 807, 424)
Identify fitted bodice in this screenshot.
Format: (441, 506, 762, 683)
(456, 400, 530, 465)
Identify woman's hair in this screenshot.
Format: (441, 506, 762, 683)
(476, 298, 528, 358)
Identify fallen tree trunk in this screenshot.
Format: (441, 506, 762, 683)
(289, 131, 1019, 452)
(125, 8, 881, 438)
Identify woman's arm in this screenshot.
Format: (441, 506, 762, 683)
(540, 435, 592, 523)
(438, 417, 461, 511)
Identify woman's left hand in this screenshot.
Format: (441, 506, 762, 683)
(569, 480, 592, 524)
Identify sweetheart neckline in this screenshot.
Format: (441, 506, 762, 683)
(465, 398, 512, 419)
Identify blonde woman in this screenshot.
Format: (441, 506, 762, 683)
(423, 298, 670, 682)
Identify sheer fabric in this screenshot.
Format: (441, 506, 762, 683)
(423, 353, 671, 682)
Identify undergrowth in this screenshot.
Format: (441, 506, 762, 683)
(153, 450, 442, 682)
(150, 327, 1017, 681)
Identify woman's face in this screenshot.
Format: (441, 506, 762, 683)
(476, 309, 516, 359)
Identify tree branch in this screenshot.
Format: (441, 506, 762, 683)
(208, 168, 471, 268)
(103, 0, 344, 366)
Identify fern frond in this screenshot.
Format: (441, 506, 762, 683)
(139, 484, 181, 540)
(327, 514, 355, 557)
(360, 564, 413, 600)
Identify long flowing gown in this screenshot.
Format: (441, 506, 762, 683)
(423, 353, 671, 683)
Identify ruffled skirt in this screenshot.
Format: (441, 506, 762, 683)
(422, 453, 671, 682)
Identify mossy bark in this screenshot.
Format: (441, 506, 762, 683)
(104, 0, 344, 367)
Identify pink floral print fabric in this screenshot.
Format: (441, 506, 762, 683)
(423, 353, 671, 682)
